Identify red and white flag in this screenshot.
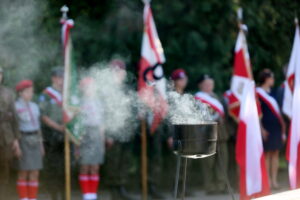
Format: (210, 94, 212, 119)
(283, 25, 300, 118)
(286, 23, 300, 189)
(228, 28, 253, 120)
(236, 81, 270, 200)
(138, 1, 168, 133)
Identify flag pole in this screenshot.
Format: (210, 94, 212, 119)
(140, 2, 151, 199)
(141, 119, 148, 200)
(61, 5, 72, 200)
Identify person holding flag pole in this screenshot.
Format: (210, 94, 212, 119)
(138, 0, 168, 199)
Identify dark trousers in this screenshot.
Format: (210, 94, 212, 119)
(202, 141, 228, 192)
(43, 142, 65, 200)
(0, 145, 13, 200)
(104, 141, 133, 186)
(147, 132, 162, 186)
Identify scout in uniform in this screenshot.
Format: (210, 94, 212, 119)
(78, 77, 105, 200)
(195, 74, 229, 194)
(104, 59, 137, 200)
(0, 67, 21, 200)
(39, 68, 65, 200)
(15, 80, 44, 200)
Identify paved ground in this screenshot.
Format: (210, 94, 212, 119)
(6, 162, 290, 199)
(27, 187, 289, 200)
(6, 184, 290, 200)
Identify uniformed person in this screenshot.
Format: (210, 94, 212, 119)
(0, 67, 21, 200)
(223, 90, 238, 190)
(104, 59, 137, 200)
(15, 80, 44, 200)
(39, 68, 65, 200)
(194, 75, 229, 194)
(78, 77, 105, 200)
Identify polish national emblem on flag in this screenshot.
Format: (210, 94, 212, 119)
(228, 27, 253, 120)
(138, 1, 168, 134)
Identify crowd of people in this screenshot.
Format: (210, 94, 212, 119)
(0, 59, 288, 200)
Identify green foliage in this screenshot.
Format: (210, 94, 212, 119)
(3, 0, 300, 94)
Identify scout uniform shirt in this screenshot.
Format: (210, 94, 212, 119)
(39, 86, 63, 142)
(15, 98, 40, 132)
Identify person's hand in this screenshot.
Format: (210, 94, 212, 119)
(57, 125, 65, 133)
(40, 143, 45, 157)
(74, 145, 80, 160)
(282, 133, 287, 143)
(262, 129, 269, 141)
(12, 140, 22, 159)
(106, 138, 114, 149)
(167, 137, 173, 149)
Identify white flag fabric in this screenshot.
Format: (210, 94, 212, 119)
(138, 2, 168, 133)
(286, 25, 300, 189)
(283, 26, 300, 118)
(236, 81, 269, 199)
(229, 29, 253, 120)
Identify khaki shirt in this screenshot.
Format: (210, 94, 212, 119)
(0, 85, 20, 146)
(39, 87, 63, 125)
(39, 87, 63, 143)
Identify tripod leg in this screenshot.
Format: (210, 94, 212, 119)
(174, 155, 181, 200)
(181, 158, 188, 200)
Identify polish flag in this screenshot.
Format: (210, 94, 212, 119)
(236, 81, 270, 200)
(286, 23, 300, 189)
(283, 25, 300, 118)
(138, 1, 168, 133)
(228, 27, 253, 120)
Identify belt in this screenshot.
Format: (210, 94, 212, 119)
(21, 131, 39, 135)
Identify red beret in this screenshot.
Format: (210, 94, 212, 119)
(171, 69, 187, 80)
(15, 80, 33, 92)
(109, 59, 126, 70)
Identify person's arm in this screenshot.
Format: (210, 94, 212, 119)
(39, 94, 64, 133)
(41, 115, 64, 133)
(10, 93, 20, 140)
(10, 93, 21, 158)
(260, 121, 269, 141)
(38, 129, 45, 156)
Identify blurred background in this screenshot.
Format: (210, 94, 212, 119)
(0, 0, 299, 94)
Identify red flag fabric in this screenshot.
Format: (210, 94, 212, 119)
(228, 28, 263, 121)
(236, 81, 270, 200)
(228, 28, 253, 120)
(285, 24, 300, 189)
(138, 2, 168, 133)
